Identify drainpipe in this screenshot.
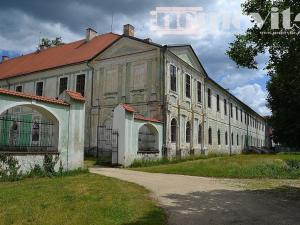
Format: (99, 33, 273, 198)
(246, 114, 249, 148)
(228, 95, 232, 156)
(162, 46, 167, 155)
(202, 77, 207, 154)
(66, 105, 71, 170)
(87, 61, 95, 151)
(177, 104, 181, 154)
(191, 95, 195, 153)
(5, 79, 11, 90)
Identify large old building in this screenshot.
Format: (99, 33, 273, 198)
(0, 24, 266, 157)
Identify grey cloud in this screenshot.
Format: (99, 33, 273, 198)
(0, 0, 270, 115)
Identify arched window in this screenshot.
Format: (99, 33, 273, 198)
(237, 134, 239, 146)
(186, 121, 191, 143)
(171, 118, 177, 143)
(217, 129, 221, 145)
(198, 124, 202, 144)
(231, 132, 234, 146)
(225, 131, 228, 145)
(138, 124, 158, 152)
(32, 122, 40, 142)
(208, 127, 212, 145)
(9, 121, 19, 146)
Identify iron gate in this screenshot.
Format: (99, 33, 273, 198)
(96, 125, 118, 166)
(0, 115, 57, 153)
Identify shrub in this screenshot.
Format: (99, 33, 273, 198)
(0, 154, 23, 181)
(43, 154, 59, 177)
(285, 160, 300, 170)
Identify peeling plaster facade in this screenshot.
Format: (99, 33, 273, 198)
(0, 34, 267, 158)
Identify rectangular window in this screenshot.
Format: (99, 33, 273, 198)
(240, 109, 243, 122)
(76, 74, 85, 96)
(197, 81, 201, 103)
(230, 103, 233, 118)
(224, 99, 227, 115)
(185, 74, 191, 98)
(207, 88, 211, 108)
(217, 94, 220, 112)
(59, 77, 68, 94)
(236, 107, 238, 120)
(15, 85, 22, 92)
(36, 82, 43, 96)
(170, 65, 177, 92)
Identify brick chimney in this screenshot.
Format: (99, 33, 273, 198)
(123, 24, 135, 37)
(1, 56, 9, 62)
(86, 28, 97, 41)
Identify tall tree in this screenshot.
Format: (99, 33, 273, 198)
(226, 0, 300, 147)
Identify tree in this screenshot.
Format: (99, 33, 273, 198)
(226, 0, 300, 147)
(38, 37, 63, 50)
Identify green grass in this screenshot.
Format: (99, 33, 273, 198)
(84, 156, 97, 169)
(0, 173, 166, 225)
(131, 154, 300, 179)
(130, 154, 212, 168)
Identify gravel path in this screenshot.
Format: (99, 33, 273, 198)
(90, 167, 300, 225)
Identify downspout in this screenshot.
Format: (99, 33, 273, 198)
(246, 114, 249, 148)
(87, 61, 95, 151)
(191, 86, 195, 153)
(66, 105, 71, 170)
(229, 95, 232, 156)
(5, 79, 11, 90)
(202, 76, 207, 154)
(162, 46, 167, 155)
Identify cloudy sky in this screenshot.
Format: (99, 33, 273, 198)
(0, 0, 270, 115)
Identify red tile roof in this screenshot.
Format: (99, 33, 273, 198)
(134, 114, 163, 124)
(66, 90, 86, 102)
(0, 33, 120, 80)
(119, 104, 162, 123)
(120, 103, 136, 113)
(0, 88, 69, 106)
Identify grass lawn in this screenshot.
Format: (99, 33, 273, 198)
(0, 173, 166, 225)
(131, 154, 300, 179)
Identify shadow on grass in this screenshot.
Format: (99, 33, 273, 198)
(122, 207, 167, 225)
(160, 186, 300, 225)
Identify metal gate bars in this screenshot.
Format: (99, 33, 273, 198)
(96, 125, 118, 166)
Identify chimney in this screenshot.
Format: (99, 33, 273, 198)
(123, 24, 135, 37)
(86, 27, 97, 41)
(1, 56, 9, 62)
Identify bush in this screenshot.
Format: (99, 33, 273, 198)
(43, 154, 59, 177)
(285, 160, 300, 170)
(1, 153, 88, 182)
(0, 154, 23, 181)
